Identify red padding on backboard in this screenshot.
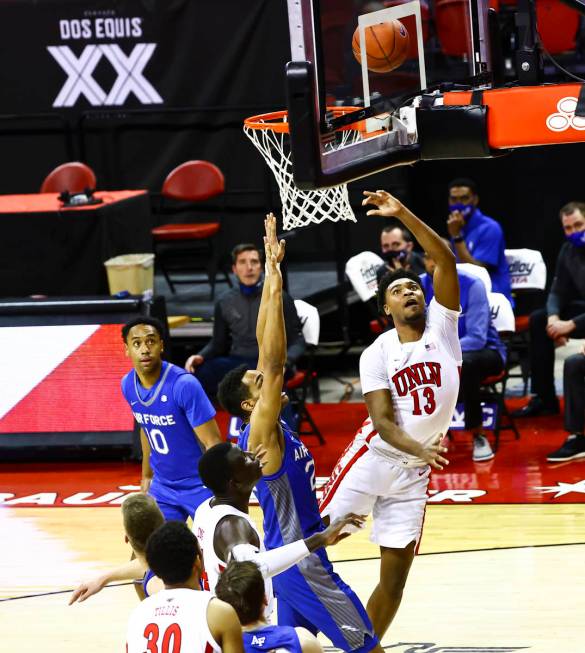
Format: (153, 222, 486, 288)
(443, 83, 585, 149)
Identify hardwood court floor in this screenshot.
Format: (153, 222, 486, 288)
(2, 503, 584, 653)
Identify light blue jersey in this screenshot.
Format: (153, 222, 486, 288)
(239, 421, 377, 653)
(122, 361, 215, 520)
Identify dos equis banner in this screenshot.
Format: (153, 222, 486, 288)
(0, 0, 204, 114)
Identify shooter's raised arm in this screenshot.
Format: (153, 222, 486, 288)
(363, 190, 459, 310)
(246, 215, 287, 471)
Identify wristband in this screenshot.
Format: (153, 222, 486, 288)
(452, 236, 464, 243)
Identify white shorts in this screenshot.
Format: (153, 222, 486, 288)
(319, 432, 430, 549)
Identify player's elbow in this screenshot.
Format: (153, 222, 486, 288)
(371, 414, 397, 442)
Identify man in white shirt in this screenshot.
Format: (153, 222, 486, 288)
(320, 189, 461, 639)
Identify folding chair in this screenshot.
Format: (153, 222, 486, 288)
(504, 248, 547, 395)
(481, 292, 520, 451)
(286, 299, 325, 445)
(40, 162, 97, 194)
(151, 160, 232, 298)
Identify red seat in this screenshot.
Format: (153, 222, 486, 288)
(286, 370, 317, 390)
(40, 162, 97, 194)
(152, 160, 231, 297)
(152, 223, 220, 241)
(536, 0, 579, 54)
(435, 0, 471, 56)
(481, 370, 507, 386)
(515, 315, 530, 332)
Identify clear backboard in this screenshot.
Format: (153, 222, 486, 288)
(285, 0, 493, 189)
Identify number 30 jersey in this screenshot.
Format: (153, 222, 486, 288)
(126, 588, 221, 653)
(121, 361, 216, 485)
(360, 298, 462, 468)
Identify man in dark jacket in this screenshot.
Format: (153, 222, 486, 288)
(514, 201, 585, 420)
(185, 242, 306, 399)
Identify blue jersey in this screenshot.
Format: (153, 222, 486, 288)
(239, 420, 323, 547)
(239, 421, 377, 653)
(458, 208, 512, 303)
(243, 626, 302, 653)
(121, 361, 215, 486)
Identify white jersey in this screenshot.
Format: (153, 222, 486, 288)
(360, 298, 462, 467)
(192, 498, 274, 616)
(126, 588, 220, 653)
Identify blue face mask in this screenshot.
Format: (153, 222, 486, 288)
(567, 230, 585, 248)
(449, 203, 474, 219)
(239, 280, 263, 296)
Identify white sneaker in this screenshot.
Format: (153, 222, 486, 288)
(473, 434, 495, 462)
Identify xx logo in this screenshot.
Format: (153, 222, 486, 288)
(546, 96, 585, 132)
(47, 43, 163, 107)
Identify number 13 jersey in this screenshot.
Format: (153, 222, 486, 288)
(360, 298, 462, 468)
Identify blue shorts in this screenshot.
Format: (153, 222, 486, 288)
(149, 477, 212, 522)
(273, 549, 378, 653)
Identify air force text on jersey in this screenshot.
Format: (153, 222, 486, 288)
(132, 411, 176, 427)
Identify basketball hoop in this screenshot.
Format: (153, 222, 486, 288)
(244, 107, 365, 231)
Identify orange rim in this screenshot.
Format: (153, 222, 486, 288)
(244, 106, 367, 134)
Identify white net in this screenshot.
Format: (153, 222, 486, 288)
(244, 116, 360, 231)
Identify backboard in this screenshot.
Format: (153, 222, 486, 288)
(285, 0, 493, 189)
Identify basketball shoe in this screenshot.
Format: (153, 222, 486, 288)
(546, 434, 585, 462)
(473, 434, 495, 462)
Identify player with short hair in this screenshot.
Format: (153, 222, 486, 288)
(216, 560, 322, 653)
(320, 189, 461, 638)
(218, 215, 382, 653)
(69, 493, 165, 604)
(192, 440, 364, 616)
(121, 316, 222, 521)
(126, 520, 244, 653)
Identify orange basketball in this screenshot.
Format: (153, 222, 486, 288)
(352, 20, 410, 73)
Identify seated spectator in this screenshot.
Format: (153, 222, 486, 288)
(376, 224, 426, 282)
(514, 201, 585, 418)
(421, 249, 506, 461)
(446, 178, 512, 304)
(185, 240, 306, 401)
(546, 345, 585, 461)
(216, 560, 322, 653)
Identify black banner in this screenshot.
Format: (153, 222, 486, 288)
(0, 0, 290, 115)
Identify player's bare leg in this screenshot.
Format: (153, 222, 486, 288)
(367, 542, 416, 637)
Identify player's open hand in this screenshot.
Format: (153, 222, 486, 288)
(320, 513, 367, 545)
(68, 575, 107, 605)
(420, 433, 449, 470)
(264, 213, 286, 264)
(447, 212, 465, 238)
(362, 190, 404, 217)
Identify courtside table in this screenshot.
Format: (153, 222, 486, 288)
(0, 190, 153, 296)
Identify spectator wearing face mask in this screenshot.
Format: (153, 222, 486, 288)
(514, 201, 585, 420)
(376, 224, 426, 282)
(184, 241, 306, 401)
(446, 178, 512, 304)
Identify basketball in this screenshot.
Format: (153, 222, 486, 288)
(352, 20, 410, 74)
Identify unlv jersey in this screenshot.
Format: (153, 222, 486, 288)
(359, 298, 462, 467)
(192, 499, 274, 616)
(126, 588, 220, 653)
